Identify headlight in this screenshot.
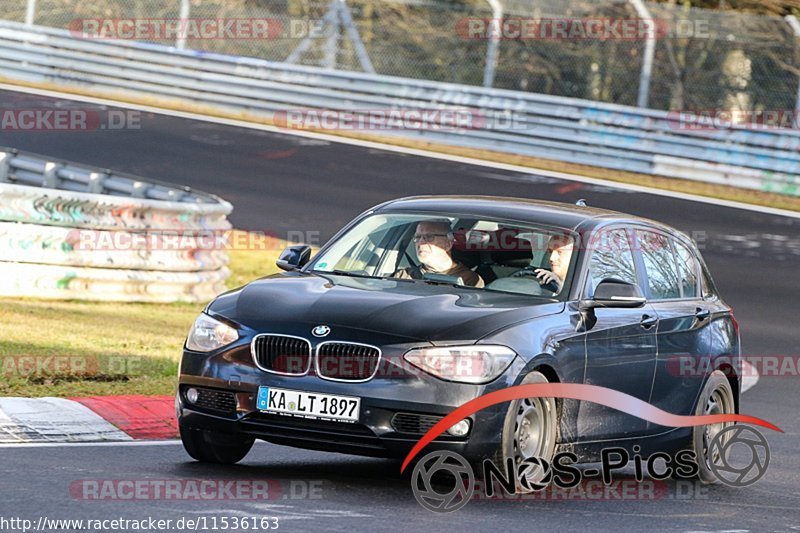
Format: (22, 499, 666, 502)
(403, 345, 517, 384)
(185, 313, 239, 352)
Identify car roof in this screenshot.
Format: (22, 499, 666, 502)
(376, 195, 668, 233)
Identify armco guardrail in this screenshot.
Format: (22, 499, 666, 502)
(0, 20, 798, 197)
(0, 147, 232, 302)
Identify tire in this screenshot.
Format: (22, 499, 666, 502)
(687, 370, 736, 484)
(489, 371, 558, 491)
(180, 426, 255, 465)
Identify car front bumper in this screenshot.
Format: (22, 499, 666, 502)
(177, 341, 519, 461)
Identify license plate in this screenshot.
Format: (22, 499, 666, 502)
(256, 386, 360, 423)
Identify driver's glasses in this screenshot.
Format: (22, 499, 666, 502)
(413, 233, 448, 243)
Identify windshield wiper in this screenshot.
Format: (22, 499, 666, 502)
(314, 270, 480, 288)
(314, 269, 373, 278)
(430, 281, 484, 290)
(419, 273, 483, 290)
(315, 269, 402, 281)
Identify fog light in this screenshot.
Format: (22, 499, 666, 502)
(447, 419, 470, 437)
(186, 388, 199, 404)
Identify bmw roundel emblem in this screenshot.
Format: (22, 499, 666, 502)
(312, 325, 331, 338)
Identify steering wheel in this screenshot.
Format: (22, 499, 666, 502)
(511, 266, 560, 293)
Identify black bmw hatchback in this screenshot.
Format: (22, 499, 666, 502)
(177, 196, 740, 482)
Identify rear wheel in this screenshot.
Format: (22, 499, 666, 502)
(491, 371, 558, 491)
(180, 426, 255, 465)
(687, 370, 736, 483)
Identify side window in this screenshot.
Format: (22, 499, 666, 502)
(587, 228, 637, 296)
(673, 241, 700, 298)
(700, 260, 717, 299)
(636, 230, 681, 300)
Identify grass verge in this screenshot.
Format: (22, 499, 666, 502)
(0, 231, 284, 397)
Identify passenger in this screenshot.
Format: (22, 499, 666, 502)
(393, 220, 484, 288)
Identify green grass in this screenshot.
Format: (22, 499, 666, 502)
(0, 232, 286, 397)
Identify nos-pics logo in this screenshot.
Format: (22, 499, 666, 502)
(410, 425, 770, 513)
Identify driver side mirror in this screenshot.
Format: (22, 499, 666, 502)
(276, 244, 312, 272)
(581, 278, 646, 310)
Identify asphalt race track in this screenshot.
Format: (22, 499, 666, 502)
(1, 89, 799, 531)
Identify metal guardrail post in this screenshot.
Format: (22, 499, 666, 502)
(786, 15, 800, 114)
(630, 0, 655, 108)
(42, 162, 60, 188)
(24, 0, 36, 26)
(131, 180, 147, 198)
(87, 172, 105, 193)
(0, 152, 10, 182)
(176, 0, 191, 50)
(483, 0, 503, 88)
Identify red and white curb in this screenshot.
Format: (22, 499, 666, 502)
(0, 395, 176, 444)
(0, 363, 758, 444)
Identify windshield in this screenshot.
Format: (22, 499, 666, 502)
(309, 213, 576, 298)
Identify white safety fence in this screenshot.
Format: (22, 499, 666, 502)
(0, 148, 233, 303)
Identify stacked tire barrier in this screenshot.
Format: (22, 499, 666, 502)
(0, 148, 232, 302)
(0, 20, 798, 196)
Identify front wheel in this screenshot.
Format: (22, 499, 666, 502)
(180, 426, 255, 465)
(491, 371, 558, 491)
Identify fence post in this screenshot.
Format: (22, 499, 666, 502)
(25, 0, 36, 25)
(176, 0, 191, 50)
(286, 0, 374, 73)
(629, 0, 655, 108)
(786, 15, 800, 114)
(323, 5, 340, 69)
(337, 0, 375, 73)
(482, 0, 503, 88)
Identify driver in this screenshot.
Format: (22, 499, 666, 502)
(512, 233, 574, 292)
(393, 220, 484, 288)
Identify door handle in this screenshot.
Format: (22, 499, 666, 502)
(640, 314, 658, 329)
(695, 308, 710, 322)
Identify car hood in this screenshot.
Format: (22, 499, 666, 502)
(209, 273, 564, 343)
